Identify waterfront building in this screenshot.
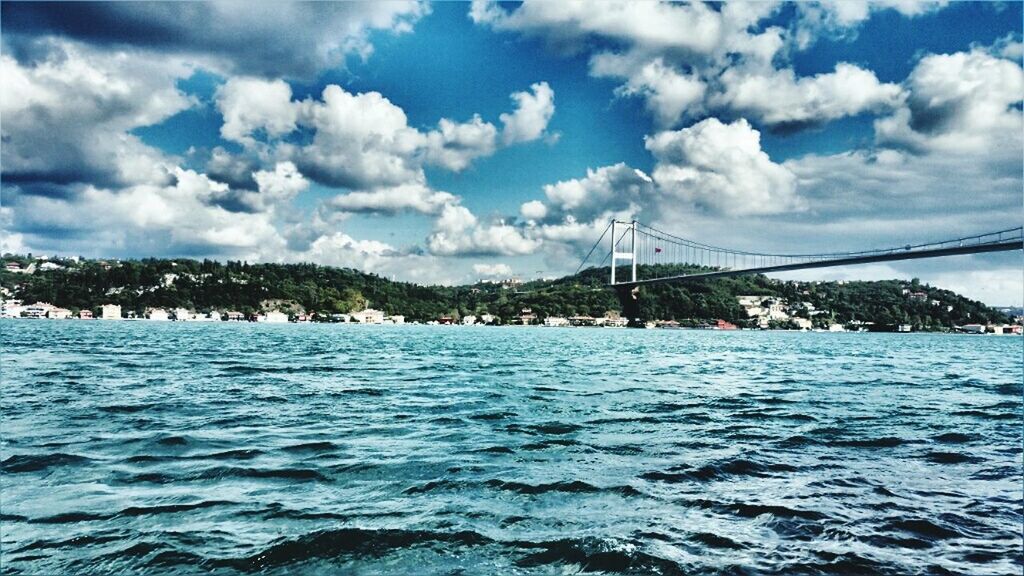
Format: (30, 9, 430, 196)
(959, 324, 985, 334)
(259, 311, 289, 323)
(147, 308, 170, 321)
(480, 314, 496, 325)
(828, 323, 845, 332)
(793, 318, 813, 330)
(544, 316, 569, 327)
(78, 310, 93, 319)
(100, 304, 122, 320)
(173, 308, 193, 321)
(1, 299, 25, 318)
(225, 311, 245, 321)
(47, 307, 72, 319)
(351, 308, 385, 324)
(462, 315, 477, 325)
(23, 302, 54, 318)
(387, 315, 405, 325)
(516, 308, 537, 325)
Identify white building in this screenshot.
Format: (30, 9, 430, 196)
(828, 323, 846, 332)
(462, 315, 477, 325)
(39, 262, 64, 271)
(351, 308, 385, 324)
(479, 314, 496, 325)
(387, 315, 405, 325)
(1, 299, 25, 318)
(793, 318, 812, 330)
(47, 307, 72, 319)
(100, 304, 122, 320)
(173, 308, 193, 321)
(258, 311, 289, 323)
(544, 316, 569, 327)
(147, 308, 170, 321)
(23, 303, 53, 318)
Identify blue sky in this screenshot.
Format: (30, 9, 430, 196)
(1, 1, 1022, 303)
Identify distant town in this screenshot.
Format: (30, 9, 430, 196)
(1, 255, 1020, 334)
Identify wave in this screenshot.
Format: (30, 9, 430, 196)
(193, 466, 328, 482)
(835, 437, 905, 448)
(921, 451, 981, 465)
(1, 453, 91, 473)
(641, 458, 798, 483)
(485, 479, 641, 497)
(931, 432, 977, 444)
(281, 441, 339, 453)
(209, 528, 493, 571)
(513, 537, 681, 574)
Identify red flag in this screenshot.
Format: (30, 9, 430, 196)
(654, 247, 662, 253)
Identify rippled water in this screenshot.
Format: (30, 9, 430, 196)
(1, 321, 1021, 575)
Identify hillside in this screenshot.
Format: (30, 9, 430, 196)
(0, 256, 1009, 329)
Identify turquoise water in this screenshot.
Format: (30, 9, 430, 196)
(1, 321, 1021, 575)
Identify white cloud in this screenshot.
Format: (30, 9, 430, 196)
(535, 162, 652, 222)
(424, 115, 498, 171)
(326, 183, 456, 215)
(875, 48, 1024, 154)
(293, 84, 426, 189)
(427, 204, 540, 256)
(216, 77, 299, 146)
(520, 200, 548, 221)
(646, 118, 803, 216)
(0, 42, 191, 189)
(212, 80, 553, 194)
(251, 162, 309, 210)
(792, 1, 948, 49)
(500, 81, 556, 145)
(718, 63, 904, 128)
(3, 2, 430, 79)
(591, 54, 706, 127)
(472, 263, 514, 277)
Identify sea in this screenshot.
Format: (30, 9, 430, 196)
(1, 320, 1021, 575)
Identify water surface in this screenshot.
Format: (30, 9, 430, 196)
(1, 321, 1021, 575)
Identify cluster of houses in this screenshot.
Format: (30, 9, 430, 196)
(736, 295, 825, 331)
(0, 301, 408, 325)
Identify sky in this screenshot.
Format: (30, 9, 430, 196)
(1, 1, 1021, 305)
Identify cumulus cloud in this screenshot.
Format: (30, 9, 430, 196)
(792, 1, 948, 49)
(325, 183, 456, 215)
(1, 1, 429, 79)
(646, 118, 803, 216)
(591, 54, 706, 127)
(424, 115, 499, 171)
(532, 163, 652, 223)
(718, 63, 904, 129)
(500, 82, 556, 145)
(216, 77, 299, 146)
(212, 79, 554, 194)
(0, 42, 191, 189)
(472, 263, 514, 277)
(875, 48, 1024, 154)
(427, 204, 540, 256)
(471, 1, 953, 131)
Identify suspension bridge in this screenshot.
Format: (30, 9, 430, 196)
(577, 220, 1024, 290)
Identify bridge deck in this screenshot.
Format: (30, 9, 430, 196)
(611, 239, 1024, 288)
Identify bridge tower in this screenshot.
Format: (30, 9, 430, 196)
(610, 220, 642, 326)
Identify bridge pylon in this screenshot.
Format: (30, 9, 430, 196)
(609, 219, 637, 285)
